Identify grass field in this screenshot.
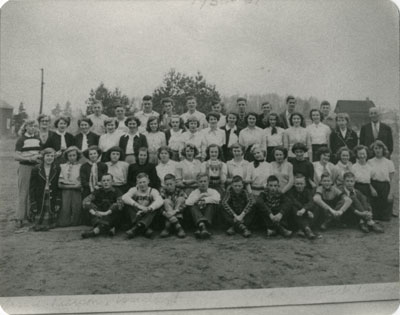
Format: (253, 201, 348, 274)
(0, 129, 398, 297)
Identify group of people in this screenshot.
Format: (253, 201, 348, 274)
(15, 95, 396, 240)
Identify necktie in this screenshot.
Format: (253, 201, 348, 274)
(373, 123, 378, 139)
(60, 133, 67, 150)
(82, 133, 88, 151)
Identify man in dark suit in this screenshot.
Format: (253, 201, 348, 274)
(236, 97, 248, 132)
(278, 96, 305, 129)
(360, 107, 393, 158)
(75, 118, 99, 152)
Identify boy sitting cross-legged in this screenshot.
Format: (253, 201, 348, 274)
(185, 173, 221, 239)
(313, 172, 352, 231)
(256, 175, 292, 238)
(122, 173, 163, 239)
(81, 173, 124, 238)
(286, 174, 318, 239)
(342, 172, 384, 233)
(221, 175, 255, 237)
(159, 173, 187, 238)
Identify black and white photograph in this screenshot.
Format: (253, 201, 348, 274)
(0, 0, 399, 314)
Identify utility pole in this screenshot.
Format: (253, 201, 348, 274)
(39, 68, 44, 114)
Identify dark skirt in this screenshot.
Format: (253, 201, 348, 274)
(34, 190, 57, 229)
(266, 146, 276, 163)
(370, 180, 392, 221)
(355, 182, 372, 200)
(244, 146, 255, 162)
(311, 144, 328, 162)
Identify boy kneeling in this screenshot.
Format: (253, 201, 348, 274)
(185, 173, 220, 239)
(256, 175, 292, 238)
(160, 174, 187, 238)
(81, 173, 124, 238)
(221, 175, 255, 237)
(313, 173, 352, 230)
(122, 173, 163, 239)
(342, 172, 384, 233)
(286, 174, 318, 239)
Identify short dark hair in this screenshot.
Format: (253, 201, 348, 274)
(135, 147, 149, 164)
(236, 97, 247, 103)
(286, 95, 295, 103)
(181, 143, 199, 158)
(206, 112, 221, 122)
(245, 112, 258, 122)
(37, 114, 51, 124)
(184, 116, 200, 129)
(267, 175, 279, 184)
(231, 175, 244, 184)
(125, 116, 141, 127)
(320, 100, 330, 107)
(309, 109, 324, 121)
(205, 144, 223, 161)
(316, 146, 331, 160)
(103, 118, 119, 128)
(320, 172, 332, 181)
(54, 116, 71, 128)
(82, 145, 102, 159)
(161, 97, 174, 105)
(146, 116, 160, 132)
(107, 146, 124, 161)
(168, 115, 185, 129)
(78, 117, 93, 128)
(289, 112, 304, 127)
(196, 173, 209, 181)
(353, 145, 368, 157)
(142, 95, 152, 101)
(292, 142, 308, 153)
(294, 173, 306, 181)
(266, 112, 281, 128)
(186, 95, 196, 103)
(226, 111, 239, 120)
(157, 146, 172, 159)
(336, 146, 353, 161)
(272, 146, 288, 159)
(343, 171, 355, 180)
(101, 173, 114, 181)
(136, 172, 149, 180)
(164, 173, 176, 182)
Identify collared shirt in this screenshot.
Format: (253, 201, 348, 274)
(372, 121, 380, 139)
(306, 122, 331, 145)
(352, 162, 372, 184)
(334, 161, 353, 188)
(224, 125, 239, 148)
(168, 129, 185, 152)
(265, 126, 284, 147)
(368, 157, 395, 182)
(135, 110, 160, 133)
(181, 131, 204, 157)
(222, 187, 254, 216)
(81, 132, 89, 152)
(285, 110, 291, 126)
(201, 127, 226, 157)
(56, 130, 67, 150)
(144, 131, 166, 154)
(88, 114, 109, 135)
(246, 161, 272, 196)
(180, 110, 208, 130)
(315, 185, 343, 203)
(339, 128, 347, 140)
(227, 158, 249, 181)
(238, 127, 266, 151)
(125, 132, 140, 155)
(156, 160, 178, 186)
(284, 127, 309, 158)
(270, 160, 293, 191)
(106, 161, 129, 186)
(312, 161, 337, 186)
(116, 117, 129, 134)
(176, 159, 202, 187)
(217, 114, 226, 128)
(59, 162, 81, 184)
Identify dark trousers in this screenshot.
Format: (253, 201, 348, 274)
(126, 205, 157, 229)
(371, 180, 392, 221)
(266, 146, 276, 162)
(221, 207, 255, 228)
(189, 204, 216, 227)
(314, 199, 356, 226)
(255, 199, 288, 230)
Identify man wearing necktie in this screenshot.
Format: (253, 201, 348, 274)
(360, 107, 393, 158)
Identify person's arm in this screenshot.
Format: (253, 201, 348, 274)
(281, 163, 294, 194)
(220, 163, 227, 185)
(79, 164, 89, 189)
(313, 193, 334, 213)
(203, 189, 221, 204)
(122, 162, 129, 185)
(221, 189, 236, 217)
(388, 171, 395, 201)
(283, 131, 289, 150)
(29, 167, 39, 216)
(185, 190, 200, 206)
(122, 187, 138, 206)
(148, 189, 164, 211)
(306, 130, 312, 156)
(338, 194, 352, 214)
(82, 192, 98, 214)
(240, 190, 255, 217)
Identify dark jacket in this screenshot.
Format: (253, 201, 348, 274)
(127, 163, 160, 189)
(74, 132, 99, 151)
(45, 132, 75, 151)
(79, 162, 108, 198)
(360, 122, 393, 155)
(29, 163, 61, 216)
(286, 186, 314, 212)
(119, 133, 148, 155)
(329, 128, 358, 162)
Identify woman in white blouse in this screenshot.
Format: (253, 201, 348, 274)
(226, 143, 249, 186)
(367, 140, 396, 221)
(156, 146, 178, 187)
(270, 146, 294, 194)
(265, 113, 284, 162)
(334, 147, 353, 189)
(165, 115, 185, 161)
(283, 112, 311, 159)
(239, 112, 266, 162)
(306, 109, 331, 162)
(200, 112, 226, 161)
(176, 143, 202, 195)
(180, 116, 204, 160)
(99, 118, 123, 162)
(144, 116, 167, 164)
(246, 144, 272, 196)
(352, 145, 377, 200)
(312, 146, 338, 186)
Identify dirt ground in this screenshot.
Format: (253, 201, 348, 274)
(0, 137, 398, 297)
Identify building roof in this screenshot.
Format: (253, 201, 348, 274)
(0, 99, 13, 109)
(335, 100, 375, 113)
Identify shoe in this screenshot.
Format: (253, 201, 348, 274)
(81, 231, 96, 239)
(108, 227, 116, 237)
(304, 227, 316, 240)
(369, 223, 384, 233)
(194, 230, 201, 239)
(320, 223, 328, 231)
(392, 212, 398, 217)
(359, 223, 369, 233)
(226, 226, 235, 236)
(144, 228, 154, 238)
(278, 226, 292, 238)
(266, 229, 278, 237)
(200, 227, 211, 239)
(242, 228, 251, 238)
(125, 226, 138, 239)
(16, 220, 24, 229)
(176, 227, 186, 238)
(160, 228, 170, 238)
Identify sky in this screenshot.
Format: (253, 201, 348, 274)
(0, 0, 399, 116)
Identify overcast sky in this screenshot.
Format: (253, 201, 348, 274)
(1, 0, 399, 115)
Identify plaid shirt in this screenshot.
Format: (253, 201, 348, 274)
(222, 186, 254, 217)
(160, 187, 187, 204)
(257, 189, 286, 216)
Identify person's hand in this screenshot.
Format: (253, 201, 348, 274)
(55, 205, 60, 213)
(55, 151, 62, 158)
(388, 192, 394, 203)
(89, 209, 96, 216)
(275, 213, 283, 222)
(307, 211, 314, 219)
(333, 210, 342, 218)
(363, 212, 372, 221)
(269, 213, 275, 222)
(370, 187, 378, 197)
(296, 209, 305, 216)
(237, 213, 245, 222)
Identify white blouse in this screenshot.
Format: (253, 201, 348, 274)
(201, 127, 226, 155)
(306, 123, 331, 145)
(352, 162, 373, 184)
(246, 161, 272, 196)
(313, 161, 337, 186)
(226, 159, 249, 181)
(181, 131, 204, 157)
(270, 161, 293, 190)
(368, 157, 395, 182)
(284, 127, 309, 158)
(144, 131, 166, 153)
(99, 130, 124, 154)
(156, 160, 178, 186)
(239, 127, 267, 151)
(168, 129, 185, 152)
(265, 126, 284, 147)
